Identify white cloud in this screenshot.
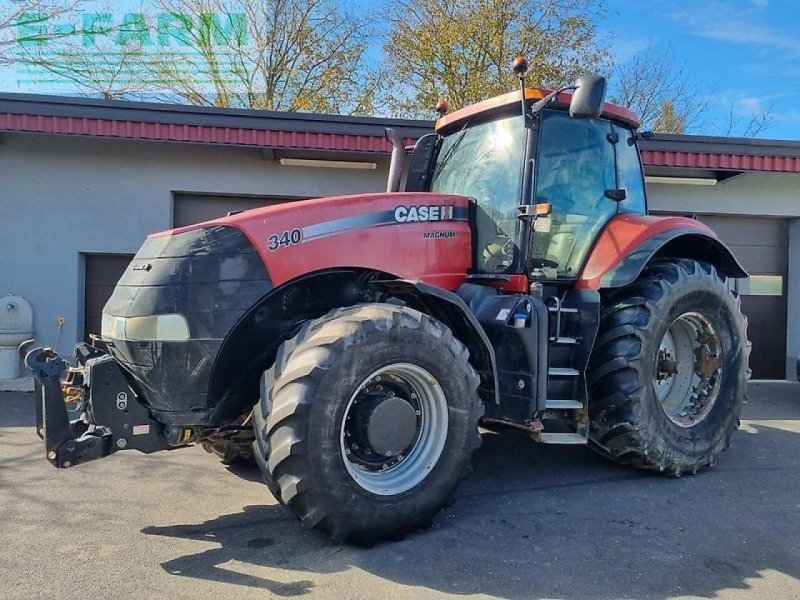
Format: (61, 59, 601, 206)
(738, 96, 765, 113)
(773, 109, 800, 124)
(669, 1, 800, 56)
(611, 36, 653, 63)
(714, 89, 797, 116)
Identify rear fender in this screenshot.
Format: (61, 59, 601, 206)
(578, 214, 748, 290)
(371, 280, 499, 405)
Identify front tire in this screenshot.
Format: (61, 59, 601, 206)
(587, 259, 749, 475)
(252, 303, 483, 544)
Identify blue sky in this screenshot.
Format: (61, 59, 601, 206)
(3, 0, 799, 140)
(604, 0, 800, 139)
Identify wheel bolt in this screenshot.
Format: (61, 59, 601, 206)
(415, 410, 421, 416)
(352, 443, 359, 450)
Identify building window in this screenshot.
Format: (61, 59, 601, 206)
(732, 275, 784, 296)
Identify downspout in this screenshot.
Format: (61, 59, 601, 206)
(385, 128, 404, 193)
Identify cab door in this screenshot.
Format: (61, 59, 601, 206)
(529, 110, 617, 280)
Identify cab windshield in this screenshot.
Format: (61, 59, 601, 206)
(430, 115, 526, 273)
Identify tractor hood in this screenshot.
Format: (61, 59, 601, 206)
(162, 192, 475, 288)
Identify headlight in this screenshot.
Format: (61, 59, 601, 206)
(101, 313, 190, 342)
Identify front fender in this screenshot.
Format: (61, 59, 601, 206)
(371, 279, 499, 405)
(578, 214, 748, 290)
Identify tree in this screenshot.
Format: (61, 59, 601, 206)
(15, 10, 150, 99)
(610, 43, 710, 134)
(382, 0, 608, 118)
(141, 0, 377, 113)
(652, 100, 686, 134)
(0, 1, 83, 65)
(18, 0, 377, 114)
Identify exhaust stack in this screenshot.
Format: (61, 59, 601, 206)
(385, 128, 404, 193)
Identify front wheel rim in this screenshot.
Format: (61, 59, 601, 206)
(340, 363, 449, 496)
(655, 311, 723, 428)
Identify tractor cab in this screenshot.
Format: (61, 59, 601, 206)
(408, 71, 645, 284)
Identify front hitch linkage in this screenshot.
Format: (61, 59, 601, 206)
(21, 341, 175, 468)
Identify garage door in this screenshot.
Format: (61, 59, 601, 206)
(698, 216, 788, 379)
(84, 253, 134, 340)
(173, 194, 297, 227)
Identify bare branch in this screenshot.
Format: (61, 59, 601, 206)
(718, 97, 775, 138)
(0, 1, 84, 63)
(609, 42, 711, 134)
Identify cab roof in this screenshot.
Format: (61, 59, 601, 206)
(435, 88, 640, 134)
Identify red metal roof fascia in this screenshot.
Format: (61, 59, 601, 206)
(641, 149, 800, 174)
(0, 112, 416, 153)
(3, 111, 800, 174)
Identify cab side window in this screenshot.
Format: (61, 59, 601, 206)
(613, 124, 647, 214)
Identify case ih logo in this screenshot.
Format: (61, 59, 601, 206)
(394, 205, 455, 223)
(266, 204, 465, 251)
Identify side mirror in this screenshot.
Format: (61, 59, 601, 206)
(404, 133, 438, 192)
(569, 74, 607, 120)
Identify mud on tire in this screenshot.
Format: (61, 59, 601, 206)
(587, 259, 749, 475)
(251, 303, 483, 544)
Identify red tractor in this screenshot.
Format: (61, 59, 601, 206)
(24, 58, 749, 545)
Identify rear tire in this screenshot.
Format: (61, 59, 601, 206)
(587, 259, 749, 475)
(252, 303, 483, 544)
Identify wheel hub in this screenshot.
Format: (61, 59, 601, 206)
(654, 311, 723, 428)
(344, 378, 421, 470)
(366, 396, 418, 457)
(340, 363, 449, 496)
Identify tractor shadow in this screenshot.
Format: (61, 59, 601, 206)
(143, 405, 800, 599)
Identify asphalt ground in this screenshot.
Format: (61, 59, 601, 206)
(1, 381, 799, 600)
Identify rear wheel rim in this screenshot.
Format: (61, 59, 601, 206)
(340, 363, 448, 496)
(655, 311, 723, 427)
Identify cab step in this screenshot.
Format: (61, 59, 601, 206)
(549, 336, 577, 345)
(548, 367, 579, 377)
(538, 432, 588, 445)
(545, 399, 583, 410)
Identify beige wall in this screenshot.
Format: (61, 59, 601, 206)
(647, 172, 800, 217)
